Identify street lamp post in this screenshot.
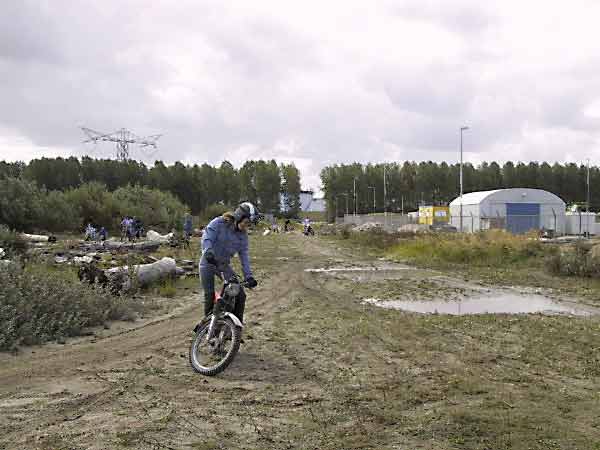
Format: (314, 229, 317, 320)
(353, 177, 358, 216)
(587, 158, 591, 237)
(368, 186, 376, 214)
(459, 126, 469, 232)
(383, 165, 387, 217)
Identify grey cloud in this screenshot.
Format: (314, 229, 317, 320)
(2, 1, 600, 186)
(391, 1, 495, 35)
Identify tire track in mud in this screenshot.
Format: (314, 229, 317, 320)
(0, 235, 342, 449)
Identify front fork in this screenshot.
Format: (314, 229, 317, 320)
(206, 314, 218, 340)
(206, 298, 222, 340)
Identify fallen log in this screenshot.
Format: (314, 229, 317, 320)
(80, 240, 160, 253)
(146, 230, 173, 243)
(105, 257, 178, 292)
(19, 233, 56, 243)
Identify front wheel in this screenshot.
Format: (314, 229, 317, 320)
(189, 317, 241, 376)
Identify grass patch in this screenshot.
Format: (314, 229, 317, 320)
(388, 230, 548, 267)
(0, 225, 27, 257)
(0, 262, 141, 351)
(156, 278, 177, 298)
(275, 272, 600, 449)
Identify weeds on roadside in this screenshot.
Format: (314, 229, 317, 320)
(0, 262, 141, 351)
(548, 240, 600, 277)
(387, 230, 548, 267)
(156, 278, 177, 298)
(0, 225, 27, 257)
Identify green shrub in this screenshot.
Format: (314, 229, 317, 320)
(200, 203, 230, 224)
(112, 184, 189, 232)
(0, 177, 43, 232)
(0, 225, 27, 257)
(39, 190, 79, 232)
(0, 263, 140, 351)
(548, 241, 600, 277)
(388, 230, 547, 267)
(64, 182, 116, 231)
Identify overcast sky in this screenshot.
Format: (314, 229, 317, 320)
(2, 0, 600, 190)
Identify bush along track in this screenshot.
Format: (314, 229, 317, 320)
(0, 262, 140, 351)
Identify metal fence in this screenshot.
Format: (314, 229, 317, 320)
(337, 213, 414, 230)
(336, 213, 597, 236)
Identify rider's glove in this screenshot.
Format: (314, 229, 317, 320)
(204, 249, 216, 265)
(245, 277, 258, 289)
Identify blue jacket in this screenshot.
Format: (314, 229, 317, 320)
(183, 216, 193, 233)
(200, 216, 252, 278)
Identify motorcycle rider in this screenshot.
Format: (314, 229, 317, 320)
(303, 217, 313, 235)
(200, 202, 259, 324)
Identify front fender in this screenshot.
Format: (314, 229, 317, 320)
(223, 312, 244, 328)
(192, 315, 212, 333)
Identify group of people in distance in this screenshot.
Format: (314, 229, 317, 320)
(120, 216, 144, 241)
(83, 212, 312, 244)
(84, 223, 108, 241)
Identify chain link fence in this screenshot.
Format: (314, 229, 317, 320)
(336, 212, 598, 236)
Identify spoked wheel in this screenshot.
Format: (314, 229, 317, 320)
(189, 317, 242, 376)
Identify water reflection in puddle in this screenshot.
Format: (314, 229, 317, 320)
(363, 294, 595, 316)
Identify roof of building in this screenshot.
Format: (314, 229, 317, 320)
(449, 188, 566, 206)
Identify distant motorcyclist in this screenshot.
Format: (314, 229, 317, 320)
(303, 217, 314, 236)
(199, 202, 260, 323)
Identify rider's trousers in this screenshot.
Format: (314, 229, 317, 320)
(200, 263, 246, 323)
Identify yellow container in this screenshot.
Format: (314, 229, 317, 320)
(418, 206, 450, 225)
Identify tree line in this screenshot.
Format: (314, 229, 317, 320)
(0, 157, 302, 217)
(321, 161, 600, 218)
(0, 178, 189, 233)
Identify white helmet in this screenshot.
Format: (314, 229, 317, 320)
(234, 202, 261, 224)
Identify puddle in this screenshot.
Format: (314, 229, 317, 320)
(363, 294, 596, 316)
(305, 266, 411, 273)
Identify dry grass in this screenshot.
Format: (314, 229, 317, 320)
(388, 230, 548, 267)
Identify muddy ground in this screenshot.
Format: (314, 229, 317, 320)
(1, 233, 599, 449)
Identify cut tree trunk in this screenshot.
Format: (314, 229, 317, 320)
(104, 257, 178, 292)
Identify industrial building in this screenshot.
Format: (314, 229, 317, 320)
(280, 190, 326, 213)
(449, 188, 566, 234)
(418, 205, 450, 225)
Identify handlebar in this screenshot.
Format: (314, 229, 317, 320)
(210, 262, 255, 289)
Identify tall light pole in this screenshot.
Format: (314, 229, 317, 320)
(459, 126, 469, 232)
(587, 158, 591, 237)
(368, 186, 376, 214)
(383, 165, 387, 217)
(353, 177, 358, 216)
(587, 158, 591, 213)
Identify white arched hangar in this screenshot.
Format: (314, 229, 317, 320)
(449, 188, 566, 234)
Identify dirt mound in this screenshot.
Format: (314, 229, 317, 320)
(353, 222, 384, 232)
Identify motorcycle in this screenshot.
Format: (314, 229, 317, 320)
(189, 268, 252, 376)
(303, 224, 315, 236)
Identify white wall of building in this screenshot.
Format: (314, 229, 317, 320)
(449, 188, 566, 234)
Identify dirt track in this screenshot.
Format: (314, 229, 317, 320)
(1, 233, 599, 450)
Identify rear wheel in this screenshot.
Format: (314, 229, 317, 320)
(189, 317, 241, 376)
